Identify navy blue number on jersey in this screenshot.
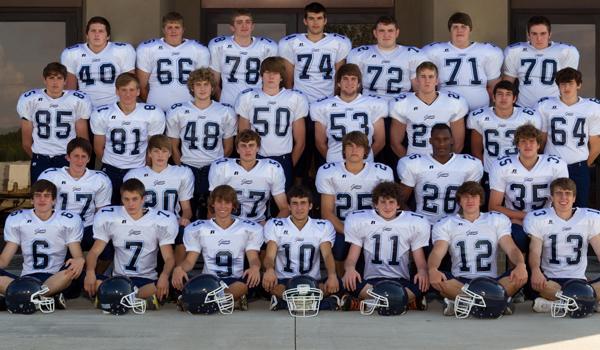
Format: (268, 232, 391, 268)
(484, 129, 517, 156)
(110, 128, 142, 155)
(456, 239, 493, 272)
(79, 63, 116, 85)
(215, 250, 233, 277)
(370, 234, 401, 265)
(59, 192, 93, 218)
(225, 56, 261, 84)
(35, 111, 72, 139)
(422, 184, 460, 214)
(329, 112, 369, 141)
(252, 107, 291, 137)
(144, 189, 179, 211)
(548, 234, 583, 265)
(366, 66, 403, 94)
(444, 57, 482, 85)
(282, 243, 316, 274)
(509, 183, 548, 210)
(550, 117, 586, 146)
(184, 121, 220, 151)
(32, 240, 50, 269)
(520, 58, 557, 85)
(124, 241, 143, 272)
(157, 58, 193, 84)
(297, 54, 332, 80)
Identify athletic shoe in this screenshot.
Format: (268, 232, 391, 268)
(54, 293, 67, 310)
(443, 298, 455, 316)
(532, 297, 552, 313)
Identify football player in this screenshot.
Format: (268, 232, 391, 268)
(90, 72, 165, 204)
(237, 57, 308, 189)
(503, 16, 579, 108)
(209, 9, 278, 106)
(525, 178, 600, 312)
(262, 185, 339, 310)
(208, 129, 289, 224)
(429, 181, 528, 315)
(0, 180, 84, 302)
(172, 185, 263, 310)
(61, 16, 136, 108)
(136, 12, 210, 111)
(84, 179, 178, 308)
(342, 181, 430, 310)
(18, 62, 92, 182)
(311, 63, 387, 163)
(347, 16, 427, 100)
(389, 61, 468, 158)
(316, 131, 394, 271)
(537, 68, 600, 208)
(421, 12, 504, 110)
(489, 124, 569, 253)
(397, 123, 483, 225)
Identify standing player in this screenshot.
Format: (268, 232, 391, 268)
(208, 129, 289, 224)
(172, 185, 263, 310)
(262, 185, 339, 310)
(397, 123, 483, 225)
(316, 131, 394, 270)
(0, 180, 84, 302)
(421, 12, 504, 110)
(91, 73, 165, 204)
(489, 124, 569, 253)
(537, 68, 600, 208)
(237, 57, 308, 189)
(61, 16, 136, 108)
(347, 16, 427, 100)
(136, 12, 210, 111)
(84, 179, 178, 307)
(311, 64, 387, 163)
(18, 62, 92, 182)
(503, 16, 579, 108)
(389, 62, 468, 158)
(209, 9, 278, 106)
(429, 181, 528, 315)
(524, 178, 600, 313)
(342, 182, 430, 311)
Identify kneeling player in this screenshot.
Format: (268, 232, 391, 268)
(429, 181, 528, 315)
(172, 185, 263, 310)
(84, 179, 178, 309)
(262, 185, 339, 310)
(0, 180, 84, 306)
(342, 181, 430, 311)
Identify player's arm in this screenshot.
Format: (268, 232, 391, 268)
(489, 190, 526, 224)
(320, 241, 339, 294)
(471, 130, 484, 162)
(450, 117, 465, 153)
(314, 121, 328, 158)
(412, 247, 429, 292)
(399, 184, 414, 211)
(210, 68, 222, 101)
(238, 116, 250, 132)
(283, 60, 294, 89)
(262, 240, 278, 291)
(65, 242, 85, 279)
(84, 239, 108, 296)
(486, 78, 500, 101)
(320, 194, 344, 233)
(244, 250, 261, 288)
(334, 59, 346, 72)
(0, 242, 19, 269)
(136, 69, 151, 102)
(172, 251, 200, 290)
(93, 134, 106, 160)
(291, 117, 306, 166)
(66, 73, 78, 90)
(342, 244, 362, 291)
(502, 75, 516, 83)
(589, 234, 600, 262)
(272, 193, 290, 218)
(371, 118, 386, 156)
(170, 137, 182, 164)
(587, 135, 600, 166)
(20, 119, 33, 158)
(179, 200, 192, 227)
(427, 240, 449, 290)
(75, 119, 89, 141)
(223, 136, 234, 157)
(157, 244, 175, 300)
(390, 119, 407, 158)
(498, 235, 527, 285)
(528, 235, 546, 291)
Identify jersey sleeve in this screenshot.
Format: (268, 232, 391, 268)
(309, 101, 327, 125)
(74, 92, 93, 119)
(183, 222, 202, 253)
(208, 38, 223, 72)
(117, 43, 137, 72)
(396, 156, 418, 187)
(95, 173, 113, 208)
(554, 158, 569, 178)
(523, 211, 543, 239)
(346, 47, 361, 66)
(586, 210, 600, 239)
(488, 160, 507, 192)
(245, 222, 264, 251)
(208, 160, 226, 190)
(222, 105, 238, 139)
(278, 36, 295, 64)
(467, 158, 484, 182)
(234, 91, 252, 119)
(411, 216, 431, 251)
(466, 110, 484, 132)
(194, 43, 210, 68)
(165, 107, 181, 138)
(484, 44, 504, 81)
(64, 214, 84, 244)
(92, 209, 112, 242)
(586, 100, 600, 136)
(16, 92, 34, 121)
(408, 49, 429, 80)
(60, 46, 78, 75)
(90, 108, 108, 136)
(320, 220, 336, 245)
(157, 211, 178, 246)
(136, 40, 155, 73)
(371, 97, 388, 122)
(431, 218, 451, 243)
(269, 162, 286, 196)
(179, 167, 195, 201)
(147, 108, 166, 135)
(536, 101, 550, 133)
(3, 212, 22, 244)
(502, 45, 519, 78)
(450, 94, 469, 122)
(493, 212, 512, 240)
(335, 35, 352, 63)
(343, 214, 363, 247)
(563, 45, 580, 69)
(389, 95, 408, 123)
(292, 92, 309, 121)
(315, 165, 335, 195)
(263, 219, 279, 243)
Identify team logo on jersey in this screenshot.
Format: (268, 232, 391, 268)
(466, 230, 478, 236)
(153, 180, 165, 186)
(34, 228, 46, 234)
(50, 104, 59, 108)
(122, 121, 131, 126)
(351, 184, 362, 190)
(218, 239, 231, 246)
(437, 172, 449, 178)
(128, 229, 142, 236)
(562, 226, 572, 231)
(241, 179, 253, 185)
(371, 54, 377, 58)
(295, 237, 305, 242)
(383, 227, 392, 232)
(525, 177, 533, 182)
(424, 115, 435, 120)
(298, 43, 304, 47)
(73, 187, 81, 191)
(227, 45, 233, 48)
(332, 103, 337, 107)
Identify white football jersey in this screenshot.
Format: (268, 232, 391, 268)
(432, 212, 511, 279)
(264, 216, 335, 280)
(278, 33, 352, 103)
(345, 209, 430, 280)
(38, 167, 112, 227)
(316, 161, 394, 222)
(166, 100, 237, 168)
(90, 102, 165, 169)
(537, 97, 600, 164)
(4, 209, 83, 276)
(17, 89, 92, 156)
(397, 153, 483, 224)
(124, 165, 194, 215)
(208, 158, 286, 222)
(467, 106, 542, 172)
(503, 41, 579, 108)
(136, 38, 210, 111)
(489, 154, 569, 212)
(346, 44, 428, 100)
(183, 218, 263, 279)
(421, 41, 504, 110)
(93, 206, 178, 280)
(389, 91, 468, 155)
(310, 94, 387, 162)
(60, 42, 136, 107)
(235, 88, 308, 157)
(208, 35, 278, 106)
(524, 207, 600, 279)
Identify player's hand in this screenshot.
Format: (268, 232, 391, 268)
(156, 274, 170, 301)
(414, 269, 430, 292)
(171, 266, 188, 290)
(65, 257, 85, 279)
(178, 217, 191, 227)
(324, 274, 339, 294)
(244, 266, 261, 288)
(84, 272, 97, 297)
(428, 268, 447, 291)
(531, 269, 547, 292)
(510, 263, 528, 287)
(342, 269, 361, 292)
(262, 268, 277, 292)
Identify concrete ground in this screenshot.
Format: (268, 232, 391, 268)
(2, 299, 599, 350)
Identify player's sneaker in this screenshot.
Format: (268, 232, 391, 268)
(504, 298, 515, 316)
(532, 297, 552, 313)
(54, 293, 67, 310)
(235, 295, 248, 311)
(512, 289, 525, 303)
(443, 298, 455, 316)
(270, 295, 288, 311)
(341, 295, 361, 311)
(145, 294, 161, 311)
(408, 294, 428, 311)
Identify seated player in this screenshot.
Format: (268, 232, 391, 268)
(262, 185, 339, 310)
(342, 181, 430, 311)
(172, 185, 263, 310)
(18, 62, 92, 182)
(208, 129, 289, 224)
(525, 178, 600, 313)
(489, 124, 568, 253)
(429, 181, 528, 315)
(237, 56, 308, 189)
(316, 131, 394, 273)
(0, 180, 84, 305)
(84, 179, 178, 309)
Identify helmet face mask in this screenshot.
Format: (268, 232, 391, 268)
(454, 277, 508, 319)
(6, 277, 55, 314)
(283, 283, 323, 318)
(360, 280, 407, 316)
(454, 287, 487, 319)
(204, 281, 234, 315)
(180, 275, 234, 315)
(119, 287, 147, 315)
(360, 288, 390, 315)
(97, 277, 146, 315)
(31, 285, 55, 314)
(551, 280, 596, 318)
